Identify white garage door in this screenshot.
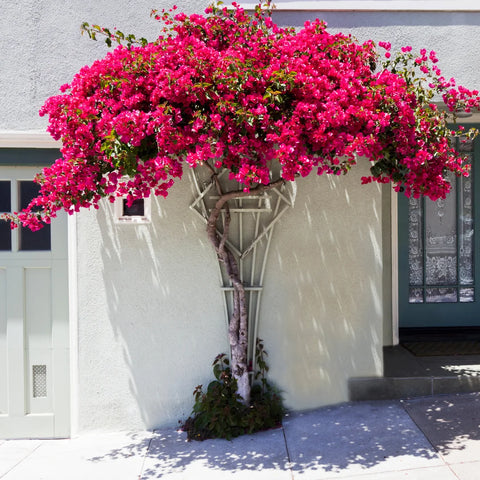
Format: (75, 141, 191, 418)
(0, 165, 69, 438)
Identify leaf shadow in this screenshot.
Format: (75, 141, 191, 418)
(85, 400, 460, 479)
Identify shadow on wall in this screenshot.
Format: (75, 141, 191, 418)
(79, 162, 385, 430)
(259, 167, 385, 410)
(91, 180, 229, 430)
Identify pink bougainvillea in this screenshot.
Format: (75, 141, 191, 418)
(2, 2, 479, 231)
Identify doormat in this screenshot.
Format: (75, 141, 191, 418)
(402, 341, 480, 356)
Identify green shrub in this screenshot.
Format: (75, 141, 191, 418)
(182, 340, 284, 441)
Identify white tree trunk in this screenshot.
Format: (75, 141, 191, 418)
(205, 167, 284, 404)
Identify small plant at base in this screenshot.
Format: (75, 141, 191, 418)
(182, 340, 284, 441)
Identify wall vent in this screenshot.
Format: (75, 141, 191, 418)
(32, 365, 47, 398)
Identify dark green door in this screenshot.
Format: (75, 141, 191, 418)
(399, 130, 480, 327)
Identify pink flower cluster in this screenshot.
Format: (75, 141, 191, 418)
(7, 3, 480, 229)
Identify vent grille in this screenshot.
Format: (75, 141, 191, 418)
(32, 365, 47, 398)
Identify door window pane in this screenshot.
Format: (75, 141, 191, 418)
(18, 182, 50, 251)
(408, 197, 423, 286)
(425, 287, 457, 303)
(408, 288, 423, 303)
(0, 181, 11, 251)
(459, 287, 475, 303)
(407, 136, 475, 304)
(425, 171, 457, 286)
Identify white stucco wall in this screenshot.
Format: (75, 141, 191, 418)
(0, 0, 211, 133)
(74, 162, 384, 431)
(272, 9, 480, 110)
(75, 179, 229, 431)
(3, 1, 480, 432)
(259, 163, 384, 410)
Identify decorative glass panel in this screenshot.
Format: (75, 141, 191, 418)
(409, 288, 423, 303)
(426, 287, 457, 303)
(407, 136, 475, 304)
(19, 181, 51, 251)
(408, 196, 423, 286)
(460, 287, 475, 303)
(459, 154, 474, 284)
(0, 181, 11, 251)
(425, 171, 457, 286)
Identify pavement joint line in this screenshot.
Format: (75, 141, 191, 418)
(0, 440, 43, 479)
(400, 399, 454, 474)
(446, 462, 462, 480)
(315, 463, 460, 480)
(137, 431, 155, 480)
(281, 425, 295, 480)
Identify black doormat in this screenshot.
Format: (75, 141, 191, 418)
(402, 341, 480, 356)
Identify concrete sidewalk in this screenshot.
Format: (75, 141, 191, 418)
(1, 392, 480, 479)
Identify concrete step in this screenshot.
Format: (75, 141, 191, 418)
(349, 375, 480, 401)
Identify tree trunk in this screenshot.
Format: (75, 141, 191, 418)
(205, 167, 284, 404)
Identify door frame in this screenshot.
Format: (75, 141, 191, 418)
(392, 190, 400, 344)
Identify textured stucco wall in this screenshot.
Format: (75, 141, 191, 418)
(0, 0, 211, 132)
(75, 163, 383, 430)
(3, 1, 480, 431)
(75, 179, 229, 431)
(273, 10, 480, 91)
(259, 162, 384, 410)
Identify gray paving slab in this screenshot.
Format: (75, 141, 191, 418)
(0, 439, 42, 477)
(328, 465, 458, 480)
(283, 401, 443, 479)
(449, 460, 480, 480)
(403, 392, 480, 464)
(141, 426, 290, 479)
(0, 432, 152, 480)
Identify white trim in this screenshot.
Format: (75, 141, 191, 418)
(68, 214, 79, 436)
(114, 196, 152, 224)
(391, 189, 399, 345)
(0, 132, 60, 149)
(240, 1, 480, 11)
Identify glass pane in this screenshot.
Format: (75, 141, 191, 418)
(0, 181, 10, 212)
(458, 136, 474, 153)
(123, 198, 144, 216)
(426, 287, 457, 303)
(408, 196, 423, 286)
(0, 222, 11, 251)
(425, 171, 457, 285)
(459, 287, 475, 303)
(18, 181, 51, 251)
(0, 181, 11, 251)
(459, 154, 474, 284)
(409, 288, 424, 303)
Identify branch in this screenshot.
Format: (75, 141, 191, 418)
(215, 177, 286, 210)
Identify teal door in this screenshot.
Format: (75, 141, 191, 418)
(399, 131, 480, 328)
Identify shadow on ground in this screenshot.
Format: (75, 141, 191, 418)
(404, 392, 480, 459)
(283, 401, 439, 477)
(86, 400, 453, 479)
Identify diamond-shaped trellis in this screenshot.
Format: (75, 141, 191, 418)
(190, 168, 295, 370)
